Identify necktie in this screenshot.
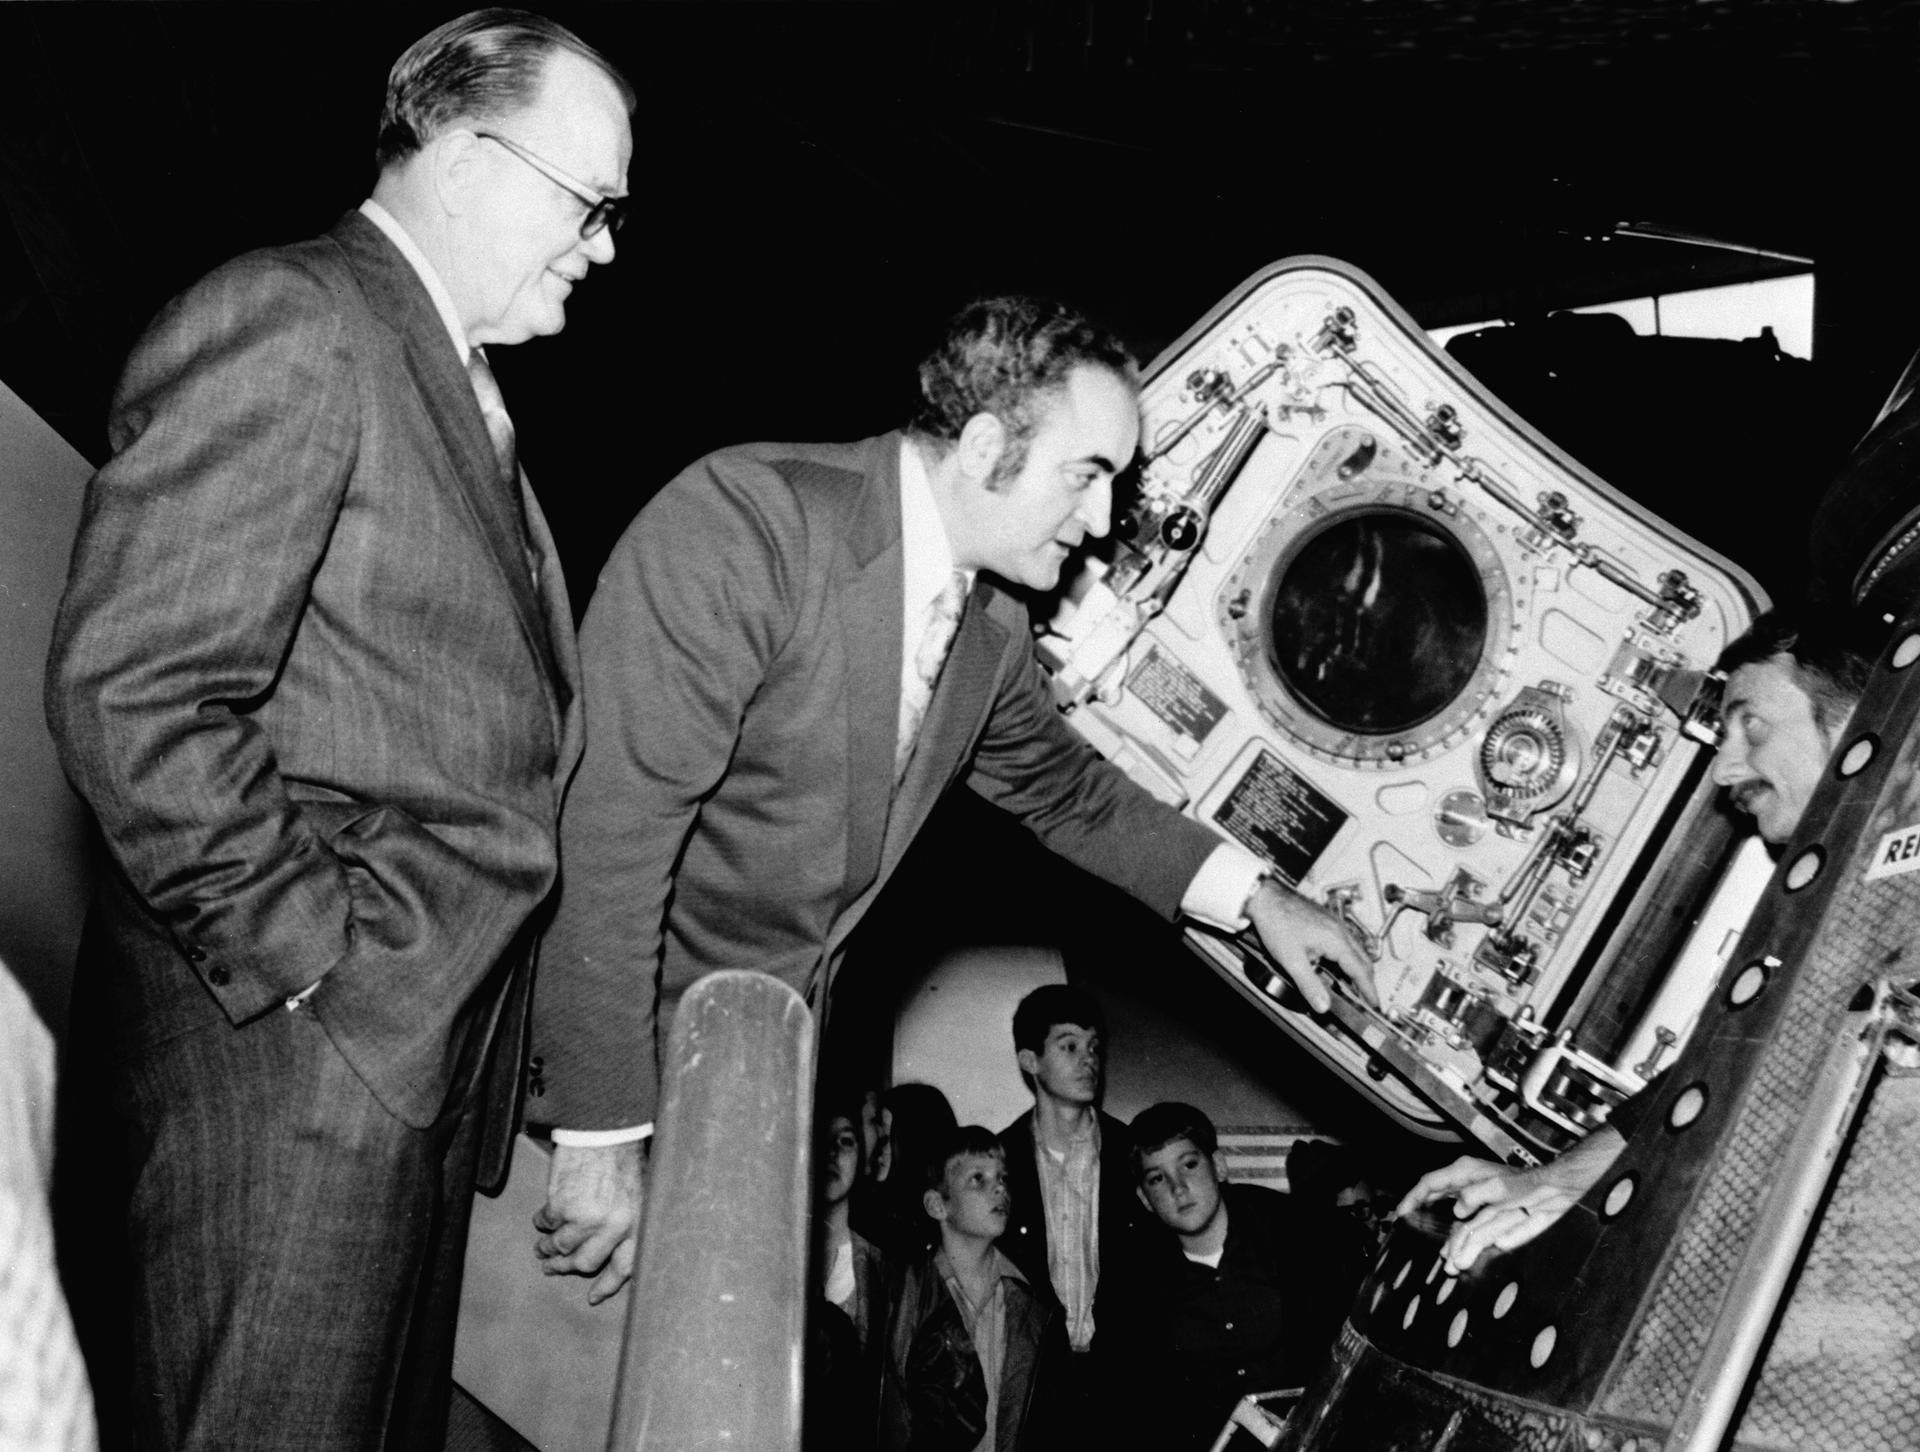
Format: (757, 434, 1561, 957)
(896, 570, 970, 782)
(467, 348, 539, 588)
(466, 348, 518, 485)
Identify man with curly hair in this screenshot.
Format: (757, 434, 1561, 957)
(531, 295, 1379, 1300)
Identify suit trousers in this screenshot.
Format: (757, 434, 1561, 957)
(111, 994, 485, 1452)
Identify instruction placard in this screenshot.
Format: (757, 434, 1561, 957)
(1127, 644, 1228, 747)
(1212, 748, 1349, 887)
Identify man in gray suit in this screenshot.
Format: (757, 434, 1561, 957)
(530, 297, 1379, 1303)
(44, 11, 630, 1447)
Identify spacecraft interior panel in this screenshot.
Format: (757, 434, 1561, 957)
(1041, 257, 1766, 1162)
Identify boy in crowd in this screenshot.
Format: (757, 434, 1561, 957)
(882, 1127, 1065, 1451)
(808, 1099, 888, 1451)
(1128, 1103, 1373, 1450)
(998, 985, 1160, 1437)
(820, 1099, 889, 1353)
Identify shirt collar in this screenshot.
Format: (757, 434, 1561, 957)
(898, 437, 974, 613)
(990, 1247, 1029, 1289)
(1038, 1113, 1101, 1159)
(934, 1245, 1031, 1292)
(358, 199, 471, 365)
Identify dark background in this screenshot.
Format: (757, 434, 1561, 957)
(7, 1, 1918, 596)
(6, 0, 1919, 1144)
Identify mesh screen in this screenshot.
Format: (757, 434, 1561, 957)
(1600, 749, 1920, 1424)
(1733, 1070, 1920, 1451)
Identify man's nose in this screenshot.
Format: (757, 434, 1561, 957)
(1077, 475, 1113, 538)
(584, 224, 617, 266)
(1710, 740, 1747, 786)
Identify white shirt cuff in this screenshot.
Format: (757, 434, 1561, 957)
(1180, 842, 1270, 930)
(551, 1124, 653, 1148)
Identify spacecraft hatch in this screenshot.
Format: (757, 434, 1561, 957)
(1041, 257, 1768, 1165)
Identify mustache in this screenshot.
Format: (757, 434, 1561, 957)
(1729, 782, 1769, 815)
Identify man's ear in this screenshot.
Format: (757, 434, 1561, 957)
(429, 128, 486, 219)
(955, 411, 1007, 486)
(1015, 1047, 1039, 1080)
(923, 1188, 948, 1224)
(1212, 1150, 1231, 1184)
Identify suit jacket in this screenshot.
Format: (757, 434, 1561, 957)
(996, 1108, 1162, 1361)
(534, 434, 1221, 1128)
(46, 210, 583, 1176)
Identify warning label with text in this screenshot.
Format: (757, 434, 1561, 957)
(1127, 645, 1229, 746)
(1212, 749, 1349, 887)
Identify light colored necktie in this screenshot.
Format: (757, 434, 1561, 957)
(466, 348, 518, 484)
(896, 570, 969, 781)
(467, 348, 540, 587)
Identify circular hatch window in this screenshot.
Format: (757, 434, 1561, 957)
(1223, 478, 1517, 767)
(1268, 508, 1489, 734)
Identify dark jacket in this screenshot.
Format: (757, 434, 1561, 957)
(880, 1248, 1065, 1452)
(996, 1108, 1161, 1358)
(844, 1228, 889, 1353)
(806, 1229, 890, 1452)
(1133, 1183, 1370, 1450)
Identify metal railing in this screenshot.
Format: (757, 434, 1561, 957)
(607, 970, 816, 1452)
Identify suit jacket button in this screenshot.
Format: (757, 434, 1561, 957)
(184, 946, 207, 963)
(528, 1080, 545, 1098)
(206, 965, 229, 987)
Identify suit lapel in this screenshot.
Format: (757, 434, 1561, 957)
(817, 444, 1010, 978)
(328, 213, 560, 704)
(521, 475, 582, 781)
(835, 436, 906, 906)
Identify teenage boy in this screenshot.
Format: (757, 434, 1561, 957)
(809, 1100, 887, 1451)
(820, 1100, 888, 1353)
(1128, 1102, 1372, 1450)
(998, 985, 1159, 1437)
(881, 1127, 1064, 1452)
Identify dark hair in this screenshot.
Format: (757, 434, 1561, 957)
(879, 1081, 957, 1195)
(907, 296, 1136, 479)
(1716, 603, 1876, 739)
(925, 1125, 1007, 1199)
(1284, 1138, 1369, 1208)
(1129, 1101, 1218, 1175)
(884, 1082, 958, 1149)
(850, 1082, 957, 1255)
(817, 1096, 865, 1173)
(1011, 984, 1105, 1058)
(375, 8, 635, 169)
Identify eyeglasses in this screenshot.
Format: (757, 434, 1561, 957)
(474, 129, 629, 239)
